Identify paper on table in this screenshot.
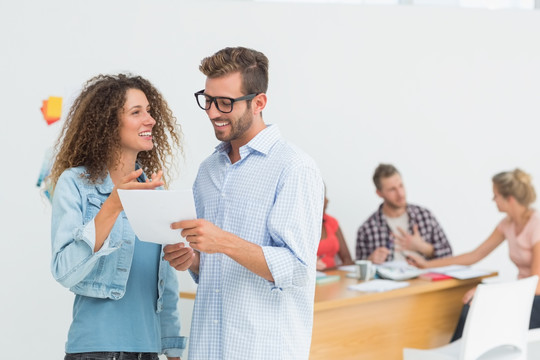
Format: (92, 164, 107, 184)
(426, 265, 468, 273)
(426, 265, 492, 280)
(337, 265, 357, 273)
(348, 279, 409, 293)
(444, 268, 492, 280)
(117, 189, 196, 245)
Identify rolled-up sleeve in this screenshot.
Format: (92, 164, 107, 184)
(264, 164, 324, 290)
(429, 215, 453, 259)
(50, 172, 116, 288)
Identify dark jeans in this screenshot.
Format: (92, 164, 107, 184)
(450, 294, 540, 342)
(64, 352, 159, 360)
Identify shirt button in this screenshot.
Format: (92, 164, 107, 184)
(215, 289, 220, 293)
(214, 320, 218, 324)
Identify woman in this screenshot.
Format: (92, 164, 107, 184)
(49, 74, 191, 360)
(407, 169, 540, 341)
(317, 193, 354, 270)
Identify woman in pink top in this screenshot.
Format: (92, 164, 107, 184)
(407, 169, 540, 341)
(316, 193, 354, 270)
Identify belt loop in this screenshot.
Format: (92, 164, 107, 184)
(137, 353, 142, 360)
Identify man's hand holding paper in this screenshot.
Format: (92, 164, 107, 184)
(172, 219, 229, 254)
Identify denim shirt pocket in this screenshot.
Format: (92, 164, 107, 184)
(85, 195, 105, 222)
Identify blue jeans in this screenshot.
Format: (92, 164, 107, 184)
(64, 352, 159, 360)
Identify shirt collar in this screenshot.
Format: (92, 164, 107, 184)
(96, 175, 114, 194)
(376, 203, 412, 225)
(214, 124, 281, 157)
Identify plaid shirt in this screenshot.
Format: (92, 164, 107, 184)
(356, 203, 452, 261)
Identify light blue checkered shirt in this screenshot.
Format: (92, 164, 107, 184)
(188, 125, 324, 360)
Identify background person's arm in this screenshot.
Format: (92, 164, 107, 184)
(336, 226, 354, 265)
(356, 222, 382, 261)
(407, 227, 505, 268)
(368, 247, 390, 264)
(426, 212, 453, 259)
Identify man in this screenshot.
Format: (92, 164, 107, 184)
(356, 164, 452, 264)
(163, 47, 324, 360)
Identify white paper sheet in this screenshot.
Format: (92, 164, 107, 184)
(426, 265, 492, 280)
(117, 189, 196, 245)
(443, 268, 493, 280)
(337, 265, 357, 273)
(348, 279, 410, 293)
(426, 265, 468, 273)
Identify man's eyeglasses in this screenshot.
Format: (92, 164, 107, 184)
(194, 90, 258, 114)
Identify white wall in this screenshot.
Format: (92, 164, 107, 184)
(3, 1, 540, 358)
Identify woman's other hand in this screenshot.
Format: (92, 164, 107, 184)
(107, 169, 164, 213)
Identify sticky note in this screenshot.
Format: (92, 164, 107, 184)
(41, 96, 62, 125)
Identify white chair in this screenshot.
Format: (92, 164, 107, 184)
(403, 275, 539, 360)
(527, 328, 540, 359)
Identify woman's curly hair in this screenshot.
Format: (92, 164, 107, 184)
(49, 73, 182, 190)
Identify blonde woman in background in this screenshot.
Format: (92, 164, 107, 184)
(407, 169, 540, 341)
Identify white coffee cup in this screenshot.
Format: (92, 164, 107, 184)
(355, 260, 376, 281)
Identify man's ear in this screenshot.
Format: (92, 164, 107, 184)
(376, 189, 383, 199)
(252, 93, 267, 115)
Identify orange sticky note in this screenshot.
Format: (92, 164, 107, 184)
(41, 96, 62, 125)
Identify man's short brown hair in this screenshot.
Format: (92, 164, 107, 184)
(199, 47, 269, 95)
(373, 164, 400, 191)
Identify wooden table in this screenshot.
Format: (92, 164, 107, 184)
(310, 270, 495, 360)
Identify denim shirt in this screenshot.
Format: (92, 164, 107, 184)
(50, 166, 186, 357)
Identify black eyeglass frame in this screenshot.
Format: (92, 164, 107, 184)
(194, 89, 258, 114)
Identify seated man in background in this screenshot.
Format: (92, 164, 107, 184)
(356, 163, 452, 264)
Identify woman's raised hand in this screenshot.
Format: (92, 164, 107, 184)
(108, 169, 164, 213)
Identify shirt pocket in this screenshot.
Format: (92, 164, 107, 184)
(84, 194, 106, 223)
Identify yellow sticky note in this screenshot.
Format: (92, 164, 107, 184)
(46, 96, 62, 119)
(41, 96, 62, 125)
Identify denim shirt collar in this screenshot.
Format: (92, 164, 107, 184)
(95, 175, 114, 195)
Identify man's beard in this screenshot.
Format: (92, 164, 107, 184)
(385, 198, 406, 210)
(214, 106, 253, 143)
